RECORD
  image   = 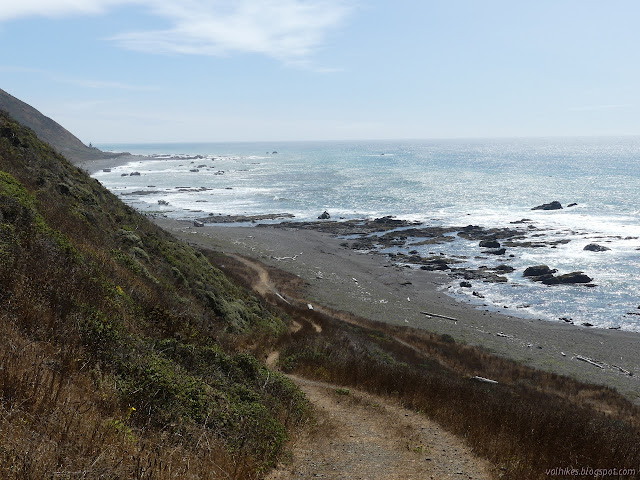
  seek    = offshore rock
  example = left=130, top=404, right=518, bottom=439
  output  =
left=554, top=272, right=593, bottom=284
left=523, top=265, right=556, bottom=277
left=583, top=243, right=611, bottom=252
left=531, top=200, right=562, bottom=210
left=531, top=271, right=593, bottom=285
left=318, top=211, right=330, bottom=219
left=479, top=239, right=501, bottom=248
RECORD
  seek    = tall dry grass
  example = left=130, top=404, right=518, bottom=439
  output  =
left=213, top=251, right=640, bottom=480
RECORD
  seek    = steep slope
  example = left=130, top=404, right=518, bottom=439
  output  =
left=0, top=110, right=307, bottom=479
left=0, top=88, right=120, bottom=163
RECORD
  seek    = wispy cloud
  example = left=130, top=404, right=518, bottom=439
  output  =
left=0, top=65, right=158, bottom=91
left=0, top=0, right=353, bottom=65
left=0, top=0, right=132, bottom=20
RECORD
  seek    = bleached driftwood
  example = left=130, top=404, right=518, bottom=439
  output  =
left=575, top=355, right=604, bottom=369
left=420, top=311, right=459, bottom=322
left=272, top=252, right=303, bottom=261
left=472, top=376, right=498, bottom=384
left=612, top=364, right=633, bottom=376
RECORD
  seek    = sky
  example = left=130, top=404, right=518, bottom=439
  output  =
left=1, top=0, right=639, bottom=143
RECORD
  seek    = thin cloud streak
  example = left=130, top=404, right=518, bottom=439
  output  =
left=0, top=0, right=134, bottom=20
left=0, top=0, right=352, bottom=64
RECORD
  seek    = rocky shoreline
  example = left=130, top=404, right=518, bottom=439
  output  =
left=255, top=214, right=602, bottom=291
left=153, top=216, right=640, bottom=403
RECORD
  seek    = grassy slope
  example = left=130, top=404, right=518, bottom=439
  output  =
left=0, top=111, right=307, bottom=479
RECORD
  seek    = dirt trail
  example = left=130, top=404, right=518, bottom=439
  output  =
left=267, top=375, right=493, bottom=480
left=226, top=252, right=494, bottom=478
left=227, top=253, right=274, bottom=297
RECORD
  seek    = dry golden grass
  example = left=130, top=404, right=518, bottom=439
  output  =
left=212, top=251, right=640, bottom=480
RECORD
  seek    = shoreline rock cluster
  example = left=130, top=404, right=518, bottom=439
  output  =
left=523, top=265, right=593, bottom=286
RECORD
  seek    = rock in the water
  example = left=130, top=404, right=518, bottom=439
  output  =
left=479, top=239, right=501, bottom=249
left=494, top=264, right=516, bottom=273
left=523, top=265, right=556, bottom=277
left=567, top=202, right=578, bottom=208
left=583, top=243, right=611, bottom=252
left=531, top=200, right=562, bottom=211
left=538, top=274, right=561, bottom=285
left=318, top=211, right=330, bottom=220
left=555, top=272, right=593, bottom=284
left=486, top=248, right=506, bottom=255
left=460, top=281, right=472, bottom=288
left=130, top=171, right=141, bottom=176
left=193, top=220, right=204, bottom=227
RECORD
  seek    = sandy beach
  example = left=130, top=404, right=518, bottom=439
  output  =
left=151, top=217, right=640, bottom=403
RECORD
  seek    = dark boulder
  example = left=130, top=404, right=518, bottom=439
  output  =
left=460, top=281, right=472, bottom=288
left=523, top=265, right=556, bottom=277
left=486, top=248, right=506, bottom=255
left=539, top=274, right=561, bottom=285
left=583, top=243, right=611, bottom=252
left=555, top=272, right=593, bottom=284
left=567, top=203, right=578, bottom=208
left=479, top=239, right=501, bottom=249
left=318, top=211, right=330, bottom=220
left=531, top=200, right=562, bottom=211
left=538, top=271, right=592, bottom=285
left=494, top=264, right=515, bottom=273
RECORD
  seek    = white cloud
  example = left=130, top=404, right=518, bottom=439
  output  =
left=0, top=0, right=352, bottom=64
left=0, top=0, right=132, bottom=20
left=113, top=0, right=352, bottom=63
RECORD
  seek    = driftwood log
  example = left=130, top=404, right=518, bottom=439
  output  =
left=420, top=311, right=458, bottom=322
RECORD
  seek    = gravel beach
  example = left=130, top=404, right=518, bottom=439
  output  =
left=154, top=217, right=640, bottom=403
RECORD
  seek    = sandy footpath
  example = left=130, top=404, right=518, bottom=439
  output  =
left=266, top=376, right=493, bottom=480
left=152, top=218, right=640, bottom=403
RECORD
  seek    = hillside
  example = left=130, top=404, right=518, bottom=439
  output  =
left=0, top=109, right=307, bottom=478
left=0, top=88, right=122, bottom=163
left=2, top=97, right=640, bottom=479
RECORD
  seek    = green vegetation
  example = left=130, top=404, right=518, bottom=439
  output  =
left=0, top=111, right=307, bottom=479
left=214, top=254, right=640, bottom=480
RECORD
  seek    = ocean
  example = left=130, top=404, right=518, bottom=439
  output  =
left=94, top=138, right=640, bottom=332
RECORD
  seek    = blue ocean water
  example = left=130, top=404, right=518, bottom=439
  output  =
left=95, top=138, right=640, bottom=332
